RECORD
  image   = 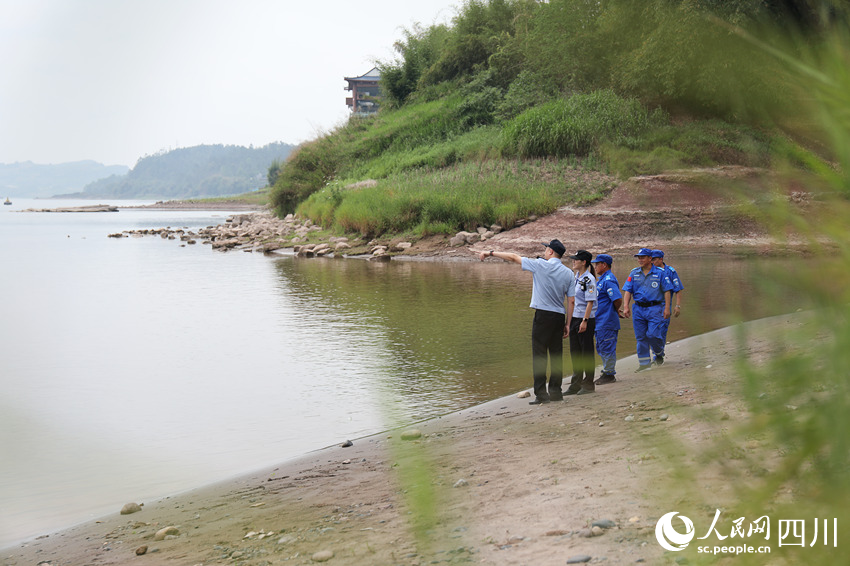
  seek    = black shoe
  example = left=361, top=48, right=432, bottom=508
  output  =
left=549, top=395, right=564, bottom=402
left=595, top=374, right=617, bottom=385
left=564, top=388, right=582, bottom=396
left=635, top=364, right=652, bottom=373
left=654, top=354, right=665, bottom=366
left=576, top=388, right=595, bottom=395
left=529, top=398, right=550, bottom=405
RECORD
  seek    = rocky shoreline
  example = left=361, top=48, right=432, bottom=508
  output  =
left=108, top=167, right=819, bottom=261
left=110, top=210, right=508, bottom=260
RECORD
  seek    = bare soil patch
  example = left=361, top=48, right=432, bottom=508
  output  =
left=395, top=166, right=814, bottom=261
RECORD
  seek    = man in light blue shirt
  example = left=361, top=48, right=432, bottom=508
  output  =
left=479, top=240, right=575, bottom=404
left=591, top=254, right=622, bottom=384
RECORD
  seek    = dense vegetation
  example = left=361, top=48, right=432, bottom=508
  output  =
left=82, top=142, right=294, bottom=199
left=269, top=0, right=844, bottom=238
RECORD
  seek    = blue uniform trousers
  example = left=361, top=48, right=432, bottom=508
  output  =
left=656, top=318, right=670, bottom=360
left=595, top=328, right=619, bottom=375
left=633, top=304, right=666, bottom=367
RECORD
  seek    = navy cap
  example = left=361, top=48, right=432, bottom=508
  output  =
left=634, top=247, right=653, bottom=257
left=651, top=249, right=664, bottom=258
left=542, top=239, right=566, bottom=257
left=591, top=253, right=613, bottom=265
left=569, top=249, right=593, bottom=262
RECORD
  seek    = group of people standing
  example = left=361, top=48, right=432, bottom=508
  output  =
left=479, top=241, right=683, bottom=405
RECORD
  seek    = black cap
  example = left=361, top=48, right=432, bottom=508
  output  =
left=569, top=249, right=592, bottom=262
left=541, top=239, right=566, bottom=257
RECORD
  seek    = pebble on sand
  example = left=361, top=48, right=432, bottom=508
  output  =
left=592, top=519, right=617, bottom=529
left=567, top=555, right=592, bottom=564
left=120, top=502, right=142, bottom=515
left=154, top=526, right=180, bottom=541
left=400, top=429, right=422, bottom=441
left=312, top=549, right=334, bottom=562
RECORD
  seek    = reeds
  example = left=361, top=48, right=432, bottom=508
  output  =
left=297, top=159, right=613, bottom=237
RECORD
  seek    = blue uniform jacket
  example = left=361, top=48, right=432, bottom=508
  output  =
left=664, top=265, right=684, bottom=293
left=595, top=271, right=621, bottom=331
left=622, top=265, right=673, bottom=304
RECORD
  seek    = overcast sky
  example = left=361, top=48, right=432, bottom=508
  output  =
left=0, top=0, right=457, bottom=167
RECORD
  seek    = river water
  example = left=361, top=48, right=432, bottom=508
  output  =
left=0, top=199, right=802, bottom=547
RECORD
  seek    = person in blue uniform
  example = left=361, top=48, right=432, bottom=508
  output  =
left=590, top=254, right=622, bottom=384
left=479, top=240, right=575, bottom=404
left=565, top=250, right=598, bottom=395
left=650, top=249, right=683, bottom=365
left=620, top=248, right=673, bottom=372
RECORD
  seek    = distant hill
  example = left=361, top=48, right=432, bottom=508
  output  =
left=0, top=161, right=129, bottom=198
left=78, top=143, right=295, bottom=199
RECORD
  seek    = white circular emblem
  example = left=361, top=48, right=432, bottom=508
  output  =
left=655, top=512, right=695, bottom=552
left=651, top=281, right=658, bottom=288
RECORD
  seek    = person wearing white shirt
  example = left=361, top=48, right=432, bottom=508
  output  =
left=565, top=250, right=598, bottom=395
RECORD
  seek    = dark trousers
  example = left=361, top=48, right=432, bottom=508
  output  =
left=568, top=317, right=596, bottom=391
left=531, top=309, right=566, bottom=400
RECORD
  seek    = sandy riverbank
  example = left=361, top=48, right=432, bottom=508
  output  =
left=1, top=313, right=808, bottom=566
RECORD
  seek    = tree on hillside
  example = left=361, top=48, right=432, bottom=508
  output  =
left=380, top=23, right=451, bottom=107
left=379, top=0, right=843, bottom=119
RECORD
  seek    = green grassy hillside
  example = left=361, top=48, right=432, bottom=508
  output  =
left=268, top=0, right=838, bottom=241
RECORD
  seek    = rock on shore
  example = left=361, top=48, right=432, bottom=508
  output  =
left=112, top=210, right=510, bottom=260
left=111, top=212, right=327, bottom=253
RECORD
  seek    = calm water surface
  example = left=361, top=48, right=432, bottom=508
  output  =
left=0, top=199, right=803, bottom=547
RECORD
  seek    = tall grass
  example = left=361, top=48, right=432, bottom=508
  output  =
left=298, top=160, right=614, bottom=237
left=501, top=90, right=668, bottom=158
left=600, top=118, right=775, bottom=177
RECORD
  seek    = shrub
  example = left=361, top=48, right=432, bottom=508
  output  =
left=495, top=70, right=560, bottom=121
left=269, top=138, right=342, bottom=215
left=501, top=90, right=667, bottom=158
left=297, top=160, right=612, bottom=237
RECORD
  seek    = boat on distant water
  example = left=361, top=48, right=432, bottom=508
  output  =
left=3, top=197, right=11, bottom=205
